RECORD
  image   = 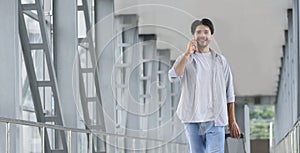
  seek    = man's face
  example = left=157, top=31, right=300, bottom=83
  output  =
left=193, top=25, right=213, bottom=48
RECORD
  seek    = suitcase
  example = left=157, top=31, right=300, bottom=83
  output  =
left=225, top=133, right=246, bottom=153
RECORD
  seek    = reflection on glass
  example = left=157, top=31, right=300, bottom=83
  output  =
left=21, top=125, right=41, bottom=152
left=24, top=14, right=43, bottom=44
left=38, top=87, right=54, bottom=116
left=31, top=50, right=50, bottom=81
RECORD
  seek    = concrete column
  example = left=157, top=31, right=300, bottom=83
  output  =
left=297, top=0, right=300, bottom=120
left=297, top=1, right=300, bottom=152
left=0, top=0, right=20, bottom=152
left=95, top=0, right=115, bottom=151
left=156, top=49, right=171, bottom=140
left=291, top=0, right=299, bottom=123
left=138, top=34, right=158, bottom=152
left=112, top=14, right=140, bottom=152
left=53, top=0, right=78, bottom=152
left=275, top=11, right=294, bottom=143
left=287, top=9, right=298, bottom=125
left=95, top=0, right=115, bottom=131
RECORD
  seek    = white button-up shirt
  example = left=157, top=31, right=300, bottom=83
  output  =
left=168, top=49, right=235, bottom=126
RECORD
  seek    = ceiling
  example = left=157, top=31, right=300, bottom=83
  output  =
left=113, top=0, right=292, bottom=96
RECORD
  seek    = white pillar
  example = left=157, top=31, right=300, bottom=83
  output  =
left=53, top=0, right=78, bottom=152
left=0, top=0, right=20, bottom=152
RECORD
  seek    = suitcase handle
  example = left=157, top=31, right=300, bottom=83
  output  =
left=225, top=132, right=244, bottom=139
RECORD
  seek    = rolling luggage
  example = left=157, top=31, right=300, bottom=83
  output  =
left=225, top=133, right=246, bottom=153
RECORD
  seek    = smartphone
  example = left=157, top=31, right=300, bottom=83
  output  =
left=192, top=45, right=196, bottom=53
left=192, top=41, right=201, bottom=53
left=196, top=40, right=201, bottom=50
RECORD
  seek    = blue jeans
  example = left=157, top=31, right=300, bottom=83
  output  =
left=184, top=121, right=225, bottom=153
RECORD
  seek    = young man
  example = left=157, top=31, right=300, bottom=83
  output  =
left=168, top=18, right=240, bottom=153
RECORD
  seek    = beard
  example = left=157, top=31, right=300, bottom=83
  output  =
left=197, top=40, right=209, bottom=49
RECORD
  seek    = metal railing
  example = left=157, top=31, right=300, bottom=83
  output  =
left=273, top=119, right=300, bottom=153
left=0, top=117, right=187, bottom=153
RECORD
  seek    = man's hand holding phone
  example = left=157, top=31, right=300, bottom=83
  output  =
left=185, top=39, right=198, bottom=57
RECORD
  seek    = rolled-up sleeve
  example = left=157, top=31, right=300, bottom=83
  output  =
left=168, top=68, right=182, bottom=83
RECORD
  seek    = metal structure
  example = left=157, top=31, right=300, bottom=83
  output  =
left=113, top=14, right=139, bottom=152
left=18, top=0, right=68, bottom=152
left=77, top=0, right=106, bottom=152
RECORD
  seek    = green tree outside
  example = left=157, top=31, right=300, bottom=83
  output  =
left=249, top=105, right=274, bottom=140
